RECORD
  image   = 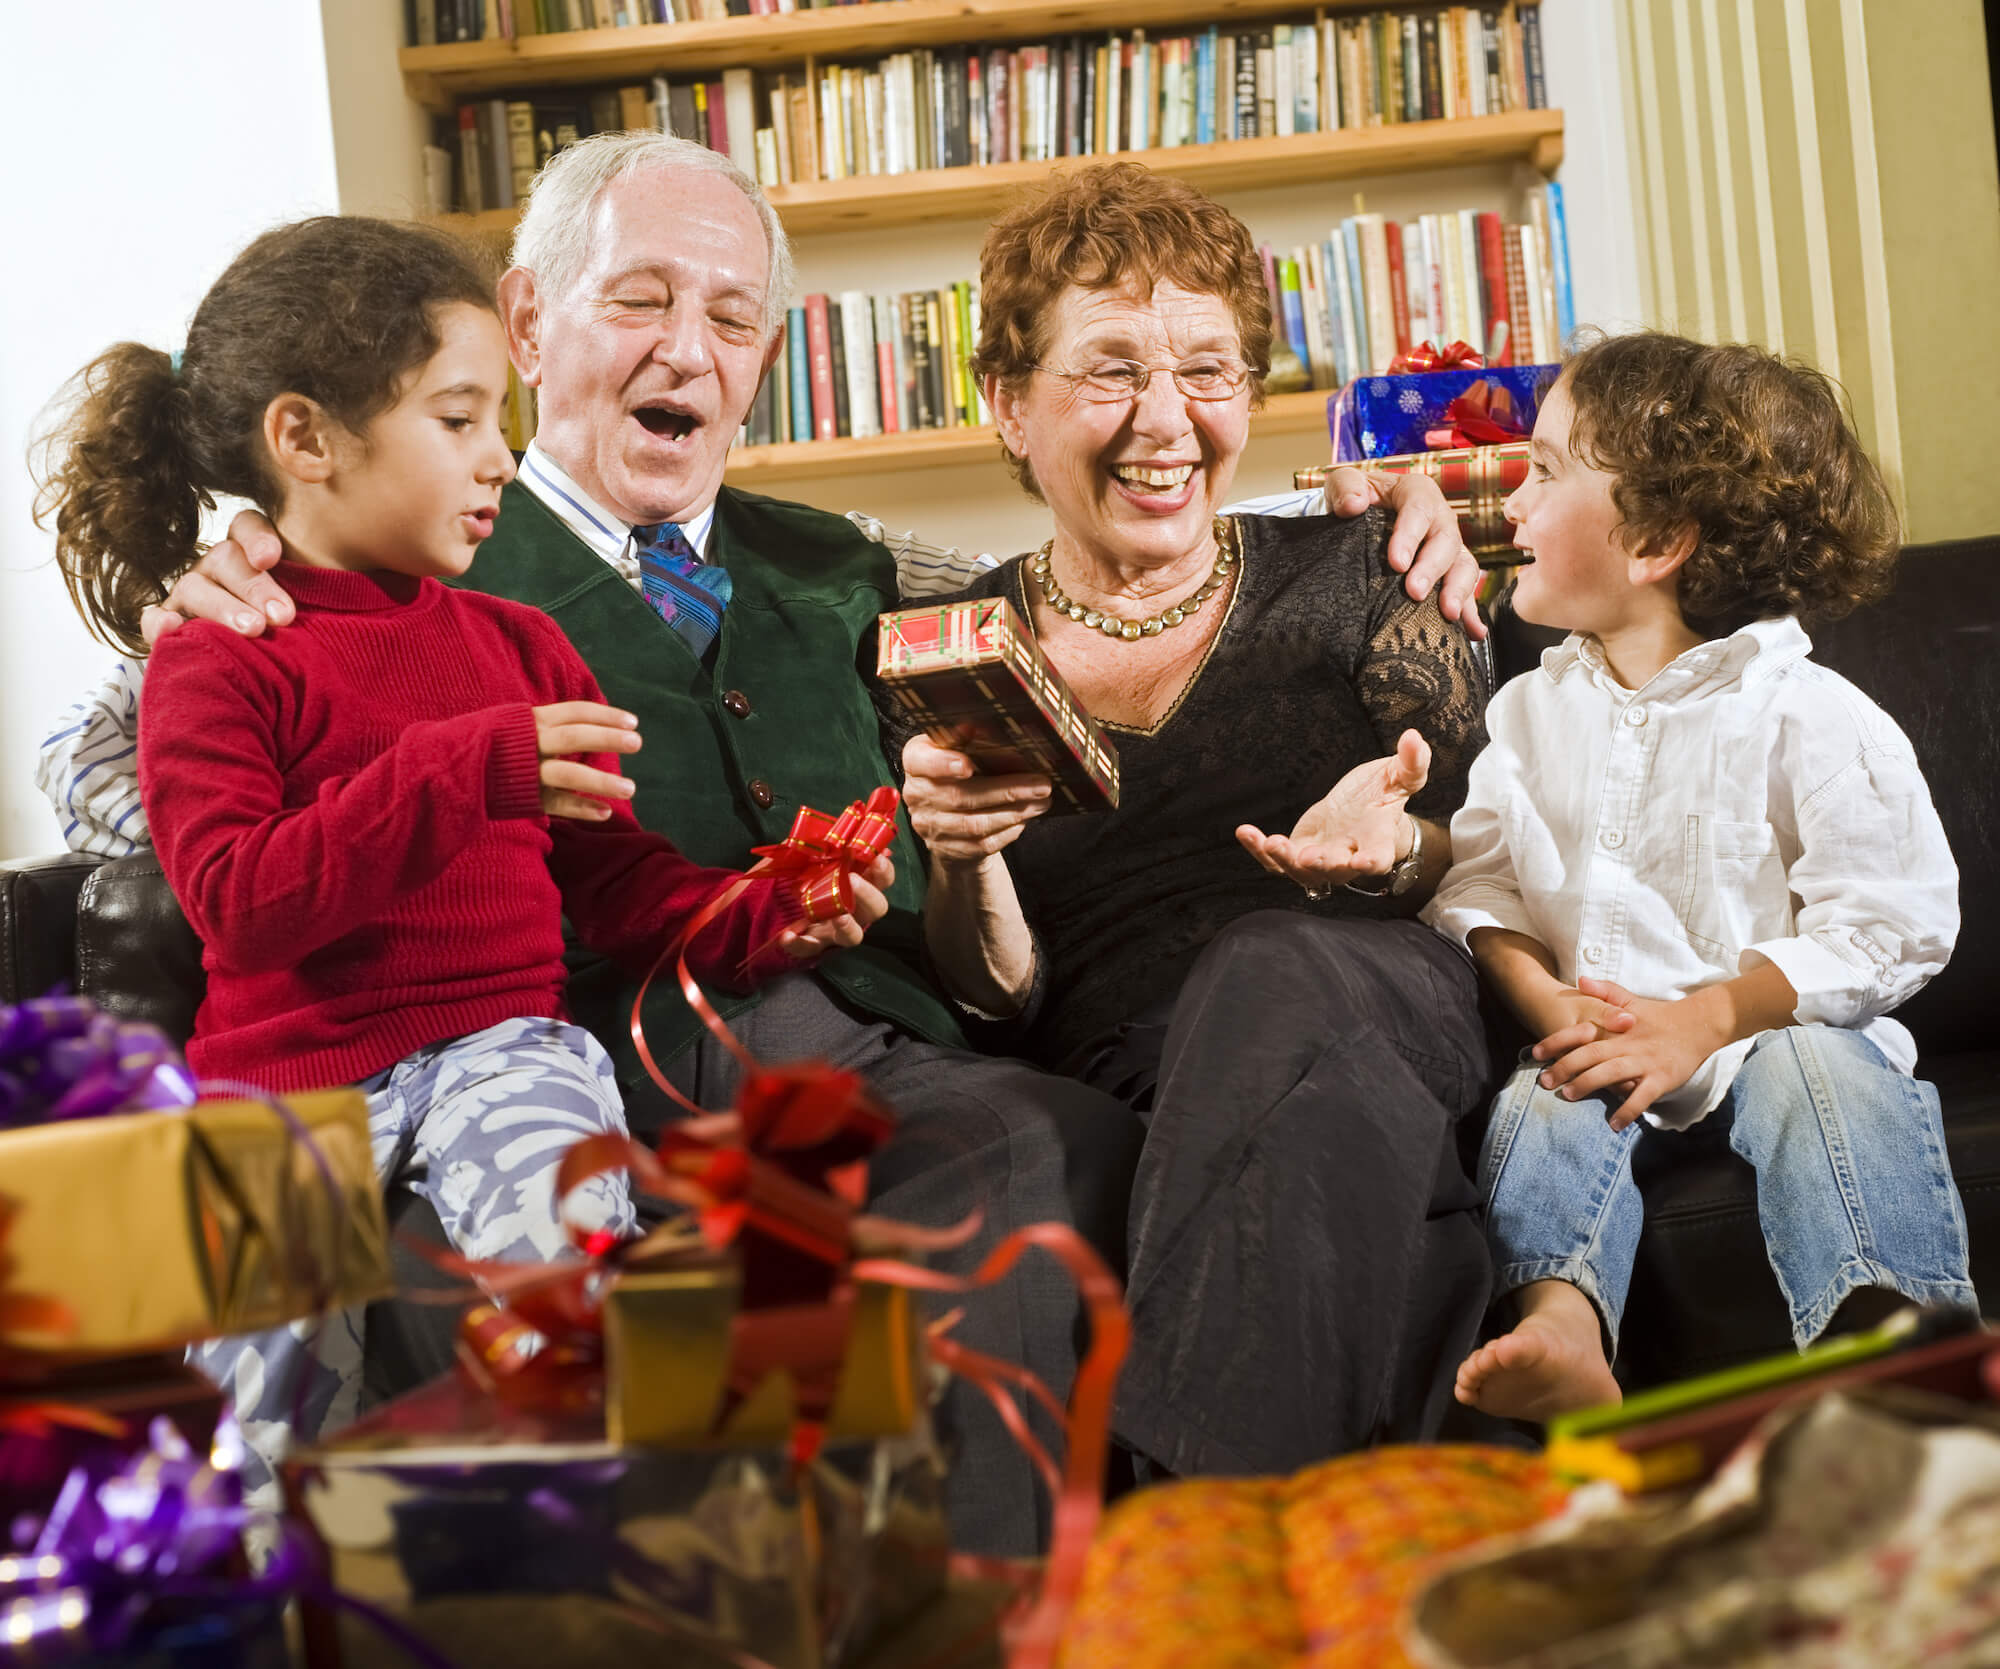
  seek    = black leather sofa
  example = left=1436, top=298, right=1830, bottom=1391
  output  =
left=4, top=534, right=1996, bottom=1402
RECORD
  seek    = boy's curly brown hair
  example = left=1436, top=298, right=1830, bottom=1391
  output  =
left=1558, top=331, right=1900, bottom=634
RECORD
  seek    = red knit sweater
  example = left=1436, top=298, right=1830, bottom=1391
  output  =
left=138, top=561, right=797, bottom=1092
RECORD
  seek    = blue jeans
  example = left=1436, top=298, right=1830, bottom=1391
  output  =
left=1479, top=1024, right=1976, bottom=1353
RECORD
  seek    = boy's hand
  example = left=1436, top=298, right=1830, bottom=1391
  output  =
left=1535, top=977, right=1728, bottom=1131
left=1527, top=987, right=1638, bottom=1060
left=778, top=853, right=895, bottom=960
left=531, top=701, right=640, bottom=820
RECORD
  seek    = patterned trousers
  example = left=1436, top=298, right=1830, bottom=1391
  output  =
left=192, top=1016, right=637, bottom=1496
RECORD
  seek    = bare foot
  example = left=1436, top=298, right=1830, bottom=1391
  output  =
left=1455, top=1293, right=1622, bottom=1422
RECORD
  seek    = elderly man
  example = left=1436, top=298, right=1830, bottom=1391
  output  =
left=38, top=134, right=1479, bottom=1552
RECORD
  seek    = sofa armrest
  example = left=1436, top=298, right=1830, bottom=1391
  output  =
left=1, top=852, right=103, bottom=1004
left=75, top=852, right=205, bottom=1045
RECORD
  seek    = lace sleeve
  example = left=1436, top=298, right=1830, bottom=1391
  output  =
left=1355, top=577, right=1489, bottom=821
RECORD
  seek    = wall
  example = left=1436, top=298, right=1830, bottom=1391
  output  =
left=0, top=4, right=343, bottom=861
left=1614, top=0, right=2000, bottom=542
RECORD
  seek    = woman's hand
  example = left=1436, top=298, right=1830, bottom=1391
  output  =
left=141, top=509, right=295, bottom=646
left=1322, top=465, right=1487, bottom=641
left=901, top=732, right=1053, bottom=864
left=531, top=700, right=640, bottom=820
left=777, top=853, right=894, bottom=960
left=1236, top=729, right=1430, bottom=893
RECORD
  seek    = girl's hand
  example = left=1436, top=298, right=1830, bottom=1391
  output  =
left=531, top=700, right=640, bottom=820
left=1536, top=977, right=1727, bottom=1132
left=777, top=853, right=895, bottom=960
left=901, top=732, right=1052, bottom=865
left=1236, top=729, right=1430, bottom=893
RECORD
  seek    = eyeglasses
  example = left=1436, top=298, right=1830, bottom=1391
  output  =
left=1033, top=357, right=1253, bottom=404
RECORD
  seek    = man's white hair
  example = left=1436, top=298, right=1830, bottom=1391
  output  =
left=510, top=132, right=795, bottom=341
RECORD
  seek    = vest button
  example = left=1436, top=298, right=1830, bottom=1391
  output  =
left=748, top=778, right=775, bottom=810
left=722, top=689, right=752, bottom=719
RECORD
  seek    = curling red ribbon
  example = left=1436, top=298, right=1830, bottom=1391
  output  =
left=1389, top=338, right=1484, bottom=373
left=750, top=783, right=902, bottom=926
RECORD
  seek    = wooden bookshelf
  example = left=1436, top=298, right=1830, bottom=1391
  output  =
left=721, top=385, right=1336, bottom=483
left=441, top=107, right=1562, bottom=240
left=402, top=0, right=1542, bottom=106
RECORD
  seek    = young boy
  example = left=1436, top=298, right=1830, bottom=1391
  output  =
left=1425, top=332, right=1975, bottom=1420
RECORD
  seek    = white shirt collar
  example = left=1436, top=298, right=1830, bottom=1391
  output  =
left=1540, top=615, right=1813, bottom=704
left=516, top=442, right=717, bottom=563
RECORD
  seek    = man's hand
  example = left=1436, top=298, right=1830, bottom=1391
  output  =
left=1535, top=977, right=1727, bottom=1132
left=141, top=509, right=294, bottom=647
left=1237, top=728, right=1428, bottom=892
left=531, top=701, right=640, bottom=820
left=778, top=853, right=894, bottom=960
left=1322, top=464, right=1487, bottom=640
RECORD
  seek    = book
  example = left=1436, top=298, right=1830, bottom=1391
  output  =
left=839, top=291, right=880, bottom=438
left=875, top=295, right=903, bottom=434
left=722, top=68, right=758, bottom=174
left=1544, top=181, right=1576, bottom=347
left=1385, top=218, right=1412, bottom=360
left=1278, top=257, right=1312, bottom=385
left=804, top=294, right=836, bottom=443
left=786, top=307, right=811, bottom=447
left=1476, top=210, right=1511, bottom=364
left=908, top=293, right=937, bottom=431
left=1521, top=3, right=1547, bottom=107
left=504, top=100, right=538, bottom=200
left=1503, top=226, right=1533, bottom=369
left=456, top=104, right=485, bottom=214
left=826, top=299, right=851, bottom=437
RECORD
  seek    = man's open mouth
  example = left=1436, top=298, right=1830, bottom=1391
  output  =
left=634, top=405, right=699, bottom=440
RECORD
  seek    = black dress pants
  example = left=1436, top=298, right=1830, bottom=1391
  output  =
left=1067, top=911, right=1494, bottom=1477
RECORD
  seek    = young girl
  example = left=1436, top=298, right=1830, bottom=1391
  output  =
left=1424, top=331, right=1975, bottom=1420
left=36, top=216, right=888, bottom=1475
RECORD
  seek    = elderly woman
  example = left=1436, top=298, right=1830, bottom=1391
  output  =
left=897, top=163, right=1494, bottom=1479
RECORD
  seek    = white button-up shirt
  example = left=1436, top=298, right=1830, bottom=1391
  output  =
left=1423, top=616, right=1958, bottom=1129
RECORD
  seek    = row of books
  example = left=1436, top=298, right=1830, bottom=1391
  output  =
left=407, top=0, right=835, bottom=42
left=430, top=5, right=1549, bottom=211
left=734, top=288, right=993, bottom=450
left=1265, top=185, right=1574, bottom=393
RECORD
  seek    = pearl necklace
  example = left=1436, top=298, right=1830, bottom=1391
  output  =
left=1029, top=518, right=1238, bottom=642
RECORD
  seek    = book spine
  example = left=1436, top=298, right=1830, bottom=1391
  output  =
left=925, top=292, right=953, bottom=426
left=1198, top=26, right=1218, bottom=144
left=1273, top=24, right=1294, bottom=138
left=786, top=307, right=811, bottom=445
left=1438, top=9, right=1460, bottom=117
left=875, top=295, right=903, bottom=433
left=953, top=282, right=977, bottom=423
left=1340, top=219, right=1368, bottom=370
left=1420, top=15, right=1442, bottom=119
left=1278, top=257, right=1312, bottom=384
left=505, top=100, right=538, bottom=199
left=457, top=104, right=485, bottom=214
left=1483, top=8, right=1505, bottom=112
left=1384, top=218, right=1412, bottom=359
left=1298, top=245, right=1329, bottom=387
left=1545, top=181, right=1576, bottom=347
left=1521, top=3, right=1547, bottom=108
left=1455, top=210, right=1486, bottom=358
left=804, top=294, right=837, bottom=442
left=1422, top=215, right=1447, bottom=349
left=484, top=100, right=513, bottom=210
left=1296, top=23, right=1318, bottom=132
left=1476, top=210, right=1511, bottom=364
left=1327, top=233, right=1360, bottom=386
left=1519, top=224, right=1548, bottom=364
left=1253, top=34, right=1274, bottom=138
left=839, top=291, right=880, bottom=437
left=1503, top=226, right=1533, bottom=366
left=1358, top=216, right=1397, bottom=375
left=1402, top=220, right=1430, bottom=349
left=908, top=293, right=936, bottom=430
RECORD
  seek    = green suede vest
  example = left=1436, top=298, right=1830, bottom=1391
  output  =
left=453, top=479, right=964, bottom=1084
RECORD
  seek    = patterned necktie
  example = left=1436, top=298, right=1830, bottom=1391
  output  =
left=633, top=521, right=732, bottom=658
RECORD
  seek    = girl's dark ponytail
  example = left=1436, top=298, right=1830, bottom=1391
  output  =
left=33, top=216, right=498, bottom=658
left=37, top=343, right=206, bottom=656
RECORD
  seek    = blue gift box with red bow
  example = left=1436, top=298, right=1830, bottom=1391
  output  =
left=1331, top=350, right=1559, bottom=462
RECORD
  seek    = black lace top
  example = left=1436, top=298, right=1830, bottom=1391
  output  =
left=878, top=509, right=1489, bottom=1067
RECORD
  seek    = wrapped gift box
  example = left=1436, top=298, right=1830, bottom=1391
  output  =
left=1294, top=442, right=1532, bottom=566
left=877, top=597, right=1119, bottom=814
left=0, top=1088, right=393, bottom=1361
left=1331, top=363, right=1556, bottom=461
left=288, top=1369, right=949, bottom=1669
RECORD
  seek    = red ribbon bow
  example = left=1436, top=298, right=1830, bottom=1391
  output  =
left=1389, top=338, right=1485, bottom=373
left=1428, top=376, right=1530, bottom=450
left=750, top=784, right=901, bottom=925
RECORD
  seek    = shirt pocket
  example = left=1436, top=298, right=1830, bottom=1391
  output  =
left=1675, top=815, right=1786, bottom=962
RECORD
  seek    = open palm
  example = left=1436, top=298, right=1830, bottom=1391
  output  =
left=1236, top=729, right=1431, bottom=892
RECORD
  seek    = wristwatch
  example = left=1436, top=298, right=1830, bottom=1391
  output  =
left=1345, top=815, right=1425, bottom=898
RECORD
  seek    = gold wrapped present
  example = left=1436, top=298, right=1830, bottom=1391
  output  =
left=1295, top=441, right=1532, bottom=565
left=0, top=1089, right=392, bottom=1359
left=605, top=1263, right=926, bottom=1448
